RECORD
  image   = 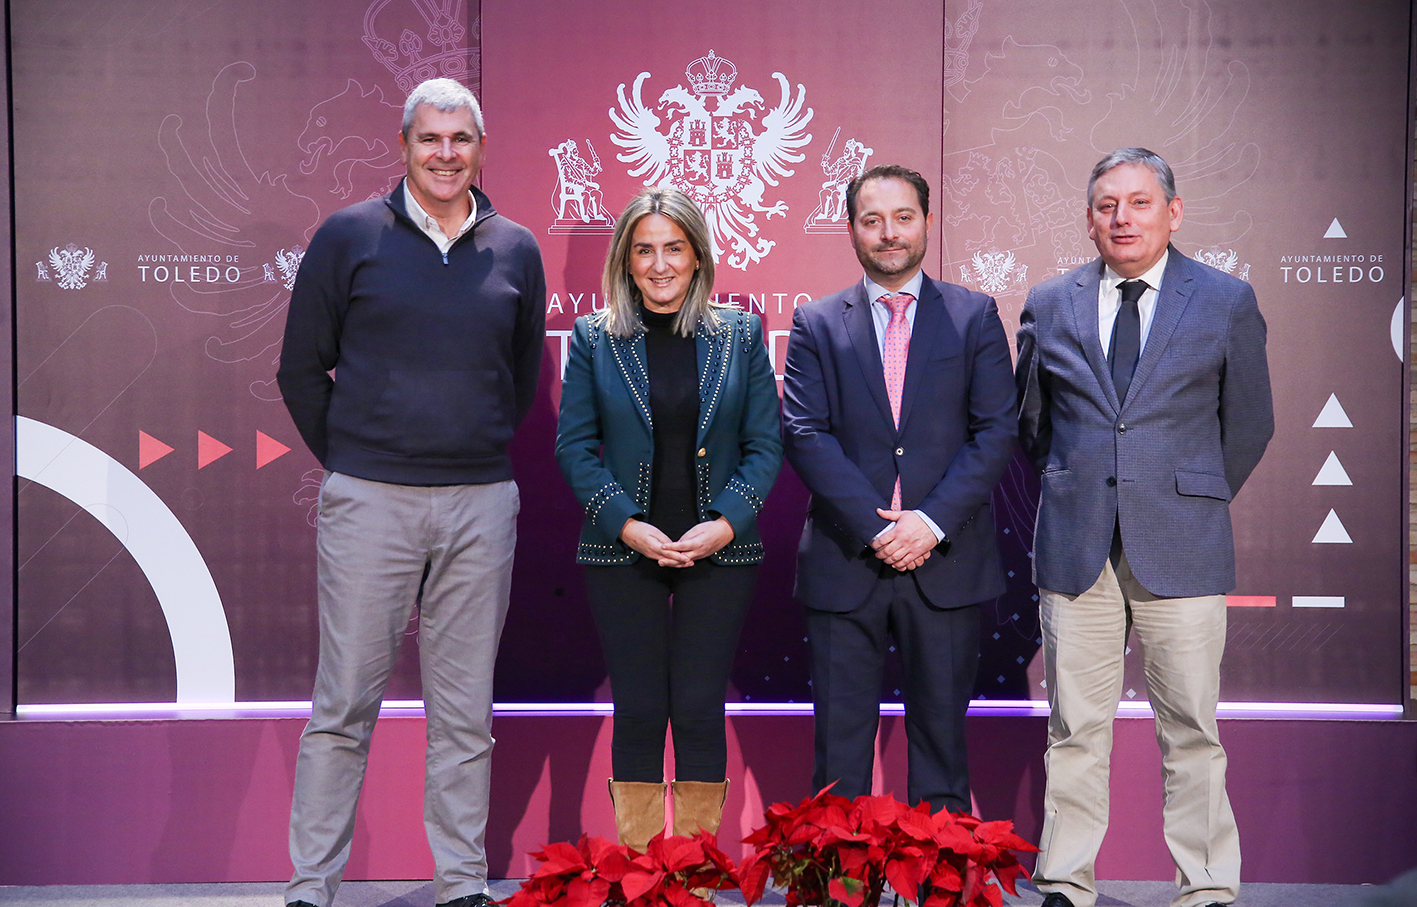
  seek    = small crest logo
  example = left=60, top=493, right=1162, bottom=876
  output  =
left=804, top=129, right=873, bottom=233
left=1196, top=248, right=1251, bottom=281
left=548, top=138, right=613, bottom=234
left=39, top=243, right=108, bottom=290
left=961, top=249, right=1028, bottom=295
left=265, top=246, right=306, bottom=291
left=609, top=49, right=814, bottom=269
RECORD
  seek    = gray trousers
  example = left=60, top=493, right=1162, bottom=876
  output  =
left=287, top=472, right=519, bottom=907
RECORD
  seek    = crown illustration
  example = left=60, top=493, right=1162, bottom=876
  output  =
left=362, top=0, right=478, bottom=94
left=685, top=50, right=737, bottom=95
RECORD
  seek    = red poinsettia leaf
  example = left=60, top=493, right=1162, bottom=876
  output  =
left=884, top=854, right=924, bottom=903
left=594, top=847, right=633, bottom=882
left=950, top=810, right=982, bottom=830
left=566, top=876, right=610, bottom=907
left=584, top=835, right=627, bottom=863
left=987, top=857, right=1027, bottom=895
left=922, top=888, right=960, bottom=907
left=818, top=801, right=853, bottom=827
left=936, top=821, right=984, bottom=858
left=836, top=843, right=871, bottom=875
left=957, top=861, right=991, bottom=901
left=736, top=853, right=771, bottom=905
left=694, top=831, right=736, bottom=871
left=532, top=841, right=588, bottom=877
left=850, top=794, right=896, bottom=826
left=829, top=876, right=866, bottom=907
left=929, top=856, right=965, bottom=892
left=662, top=884, right=708, bottom=907
left=620, top=868, right=665, bottom=902
left=972, top=820, right=1038, bottom=854
left=666, top=834, right=710, bottom=871
left=896, top=808, right=940, bottom=841
left=500, top=889, right=541, bottom=907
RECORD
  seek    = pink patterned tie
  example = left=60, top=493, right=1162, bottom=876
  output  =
left=881, top=293, right=913, bottom=511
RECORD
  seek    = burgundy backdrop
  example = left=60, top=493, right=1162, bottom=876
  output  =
left=1, top=0, right=1415, bottom=891
left=8, top=0, right=1411, bottom=710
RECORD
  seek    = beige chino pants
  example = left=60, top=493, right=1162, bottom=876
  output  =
left=1033, top=547, right=1240, bottom=907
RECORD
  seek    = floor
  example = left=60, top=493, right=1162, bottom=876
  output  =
left=0, top=877, right=1404, bottom=907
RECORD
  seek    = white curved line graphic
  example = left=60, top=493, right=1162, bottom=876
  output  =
left=16, top=416, right=235, bottom=702
left=1392, top=297, right=1405, bottom=362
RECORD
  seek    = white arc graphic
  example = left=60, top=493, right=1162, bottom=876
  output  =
left=16, top=416, right=235, bottom=702
left=1312, top=394, right=1352, bottom=428
left=1311, top=509, right=1352, bottom=544
left=1392, top=297, right=1405, bottom=361
left=1312, top=452, right=1352, bottom=486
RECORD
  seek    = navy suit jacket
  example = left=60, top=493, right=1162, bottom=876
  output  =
left=782, top=275, right=1018, bottom=612
left=1015, top=248, right=1274, bottom=597
left=555, top=308, right=782, bottom=566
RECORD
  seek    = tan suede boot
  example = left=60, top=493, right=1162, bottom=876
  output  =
left=670, top=779, right=729, bottom=838
left=608, top=779, right=667, bottom=852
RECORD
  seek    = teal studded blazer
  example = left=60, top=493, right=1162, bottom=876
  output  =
left=555, top=307, right=783, bottom=566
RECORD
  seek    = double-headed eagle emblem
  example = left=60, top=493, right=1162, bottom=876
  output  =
left=610, top=50, right=813, bottom=270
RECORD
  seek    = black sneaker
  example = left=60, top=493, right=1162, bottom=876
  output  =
left=438, top=894, right=495, bottom=907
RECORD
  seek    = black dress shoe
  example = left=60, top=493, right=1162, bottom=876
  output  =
left=287, top=902, right=319, bottom=907
left=1041, top=894, right=1075, bottom=907
left=438, top=894, right=495, bottom=907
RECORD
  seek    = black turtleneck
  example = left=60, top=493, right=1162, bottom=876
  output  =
left=640, top=305, right=700, bottom=540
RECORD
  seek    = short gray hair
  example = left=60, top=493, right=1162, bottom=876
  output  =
left=1087, top=147, right=1176, bottom=205
left=402, top=78, right=483, bottom=138
left=597, top=186, right=721, bottom=339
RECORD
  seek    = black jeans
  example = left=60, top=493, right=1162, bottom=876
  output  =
left=584, top=558, right=758, bottom=782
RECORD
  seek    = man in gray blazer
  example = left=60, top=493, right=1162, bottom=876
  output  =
left=1015, top=148, right=1273, bottom=907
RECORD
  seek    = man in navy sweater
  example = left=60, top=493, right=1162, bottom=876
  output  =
left=277, top=78, right=545, bottom=907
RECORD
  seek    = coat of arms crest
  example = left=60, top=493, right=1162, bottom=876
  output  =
left=610, top=50, right=813, bottom=270
left=961, top=249, right=1028, bottom=295
left=41, top=243, right=105, bottom=290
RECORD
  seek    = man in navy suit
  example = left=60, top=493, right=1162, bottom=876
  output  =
left=1016, top=148, right=1273, bottom=907
left=782, top=164, right=1017, bottom=814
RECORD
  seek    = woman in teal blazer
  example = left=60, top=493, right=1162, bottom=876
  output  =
left=555, top=186, right=782, bottom=851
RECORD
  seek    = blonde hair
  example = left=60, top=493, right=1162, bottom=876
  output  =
left=596, top=186, right=721, bottom=338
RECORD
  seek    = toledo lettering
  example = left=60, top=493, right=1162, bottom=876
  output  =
left=1279, top=254, right=1384, bottom=284
left=137, top=254, right=242, bottom=284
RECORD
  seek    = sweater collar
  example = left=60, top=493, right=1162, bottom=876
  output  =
left=385, top=179, right=497, bottom=230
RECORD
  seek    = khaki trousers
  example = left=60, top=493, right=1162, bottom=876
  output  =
left=1033, top=548, right=1239, bottom=907
left=287, top=472, right=518, bottom=907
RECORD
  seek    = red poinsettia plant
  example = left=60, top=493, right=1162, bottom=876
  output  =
left=504, top=830, right=738, bottom=907
left=505, top=787, right=1036, bottom=907
left=736, top=786, right=1038, bottom=907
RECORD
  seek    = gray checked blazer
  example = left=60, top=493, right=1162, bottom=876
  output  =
left=1016, top=247, right=1274, bottom=598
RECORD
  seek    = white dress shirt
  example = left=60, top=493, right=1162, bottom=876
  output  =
left=1098, top=251, right=1168, bottom=360
left=864, top=269, right=926, bottom=358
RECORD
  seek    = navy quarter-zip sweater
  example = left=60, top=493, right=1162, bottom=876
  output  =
left=277, top=182, right=547, bottom=486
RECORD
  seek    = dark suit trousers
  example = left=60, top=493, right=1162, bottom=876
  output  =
left=806, top=570, right=980, bottom=814
left=585, top=559, right=758, bottom=783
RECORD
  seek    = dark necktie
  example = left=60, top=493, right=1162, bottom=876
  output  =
left=1109, top=279, right=1146, bottom=404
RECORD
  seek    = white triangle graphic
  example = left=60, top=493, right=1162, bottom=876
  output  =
left=1312, top=394, right=1352, bottom=428
left=1323, top=218, right=1347, bottom=239
left=1312, top=451, right=1352, bottom=486
left=1311, top=509, right=1352, bottom=544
